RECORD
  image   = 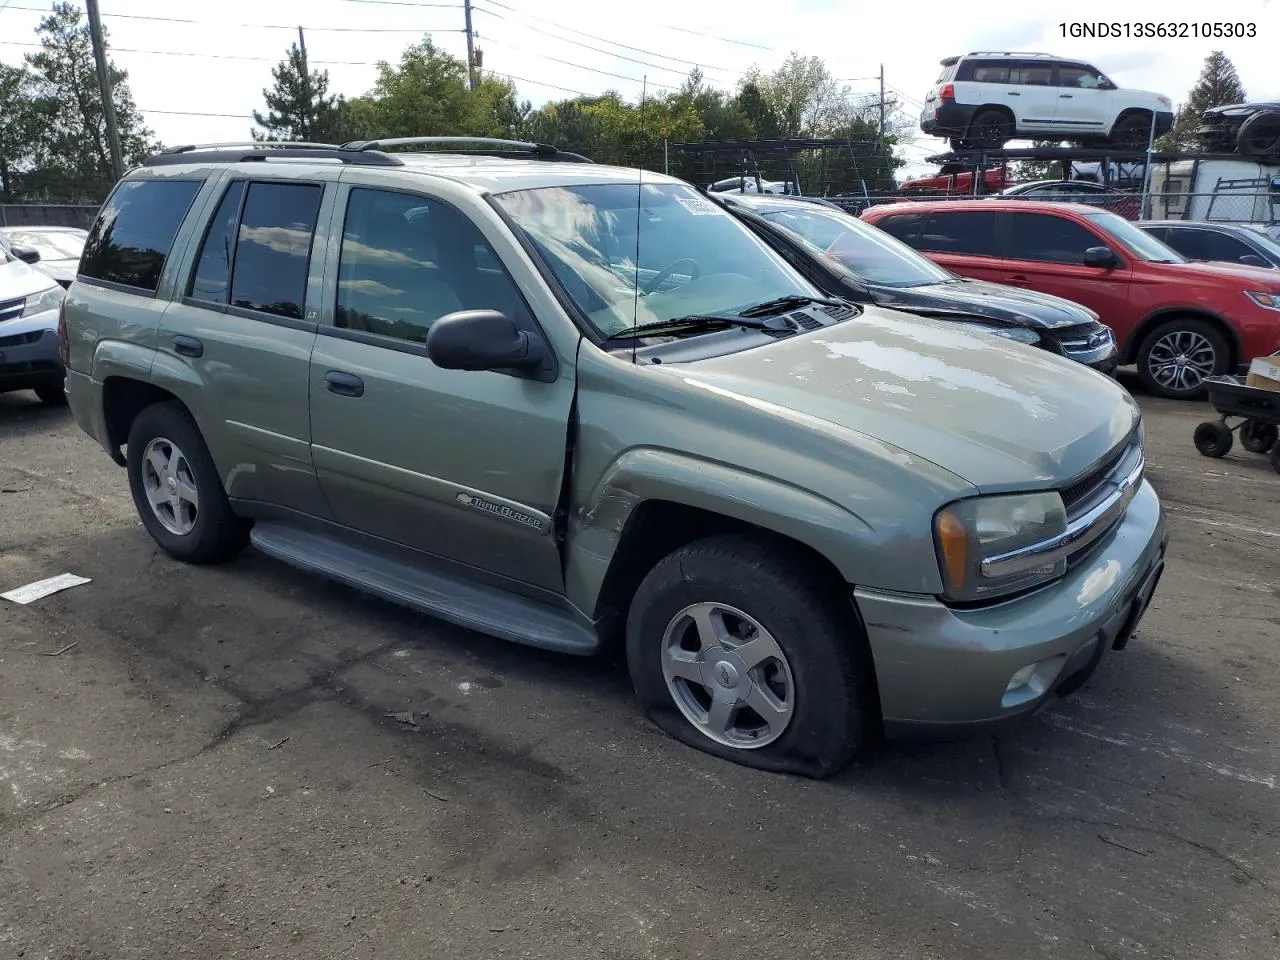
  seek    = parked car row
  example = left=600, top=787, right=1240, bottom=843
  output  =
left=53, top=138, right=1169, bottom=778
left=0, top=233, right=70, bottom=406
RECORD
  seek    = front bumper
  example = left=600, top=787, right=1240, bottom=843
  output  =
left=0, top=318, right=63, bottom=390
left=856, top=478, right=1167, bottom=738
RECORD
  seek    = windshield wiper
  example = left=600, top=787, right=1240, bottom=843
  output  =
left=737, top=294, right=848, bottom=317
left=605, top=314, right=787, bottom=342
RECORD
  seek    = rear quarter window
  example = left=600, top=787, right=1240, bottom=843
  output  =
left=914, top=210, right=999, bottom=257
left=80, top=178, right=203, bottom=293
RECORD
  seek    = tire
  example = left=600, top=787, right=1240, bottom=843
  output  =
left=964, top=110, right=1013, bottom=150
left=126, top=400, right=249, bottom=564
left=1236, top=110, right=1280, bottom=159
left=1135, top=318, right=1230, bottom=400
left=33, top=377, right=67, bottom=406
left=1271, top=442, right=1280, bottom=474
left=1193, top=421, right=1233, bottom=458
left=625, top=534, right=875, bottom=779
left=1240, top=419, right=1278, bottom=454
left=1109, top=113, right=1152, bottom=149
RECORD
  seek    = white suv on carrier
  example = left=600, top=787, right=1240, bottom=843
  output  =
left=920, top=52, right=1173, bottom=151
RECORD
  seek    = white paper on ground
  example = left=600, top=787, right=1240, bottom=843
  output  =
left=1, top=573, right=92, bottom=605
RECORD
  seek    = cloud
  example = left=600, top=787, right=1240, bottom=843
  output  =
left=338, top=278, right=404, bottom=297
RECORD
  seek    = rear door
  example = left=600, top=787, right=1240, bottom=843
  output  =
left=1008, top=60, right=1060, bottom=134
left=153, top=172, right=337, bottom=517
left=908, top=209, right=1005, bottom=282
left=307, top=180, right=575, bottom=593
left=998, top=211, right=1132, bottom=337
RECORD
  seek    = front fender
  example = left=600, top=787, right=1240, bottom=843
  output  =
left=565, top=446, right=915, bottom=617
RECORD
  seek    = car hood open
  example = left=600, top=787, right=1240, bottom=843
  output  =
left=870, top=278, right=1096, bottom=330
left=679, top=309, right=1139, bottom=492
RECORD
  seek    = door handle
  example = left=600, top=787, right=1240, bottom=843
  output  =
left=1007, top=275, right=1032, bottom=287
left=1006, top=91, right=1021, bottom=96
left=172, top=335, right=203, bottom=358
left=1059, top=94, right=1073, bottom=98
left=325, top=370, right=364, bottom=397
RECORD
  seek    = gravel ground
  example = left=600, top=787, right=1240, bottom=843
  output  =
left=1, top=377, right=1277, bottom=960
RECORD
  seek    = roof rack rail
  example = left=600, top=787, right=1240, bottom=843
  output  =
left=964, top=51, right=1057, bottom=58
left=141, top=141, right=404, bottom=167
left=342, top=136, right=593, bottom=163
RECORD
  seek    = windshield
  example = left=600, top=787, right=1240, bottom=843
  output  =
left=757, top=206, right=954, bottom=287
left=1242, top=227, right=1280, bottom=261
left=493, top=182, right=821, bottom=339
left=1, top=230, right=86, bottom=260
left=1086, top=212, right=1187, bottom=263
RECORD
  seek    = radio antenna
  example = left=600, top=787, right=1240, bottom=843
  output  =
left=631, top=75, right=646, bottom=366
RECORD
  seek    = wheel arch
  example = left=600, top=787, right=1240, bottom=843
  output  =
left=1111, top=106, right=1154, bottom=135
left=966, top=104, right=1016, bottom=137
left=1121, top=308, right=1241, bottom=368
left=101, top=377, right=188, bottom=466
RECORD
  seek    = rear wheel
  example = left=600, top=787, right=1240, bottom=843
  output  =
left=625, top=534, right=875, bottom=779
left=964, top=110, right=1014, bottom=150
left=1193, top=422, right=1233, bottom=458
left=126, top=401, right=249, bottom=564
left=1136, top=318, right=1230, bottom=400
left=1240, top=419, right=1278, bottom=454
left=1237, top=110, right=1280, bottom=159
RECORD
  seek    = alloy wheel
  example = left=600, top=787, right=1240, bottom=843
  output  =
left=140, top=437, right=200, bottom=536
left=1147, top=329, right=1217, bottom=393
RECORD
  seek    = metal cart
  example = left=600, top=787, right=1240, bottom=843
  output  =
left=1193, top=375, right=1280, bottom=473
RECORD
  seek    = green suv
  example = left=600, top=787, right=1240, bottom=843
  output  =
left=62, top=138, right=1167, bottom=777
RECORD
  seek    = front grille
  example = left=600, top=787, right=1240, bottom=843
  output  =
left=0, top=297, right=23, bottom=324
left=1046, top=322, right=1113, bottom=357
left=1060, top=443, right=1128, bottom=514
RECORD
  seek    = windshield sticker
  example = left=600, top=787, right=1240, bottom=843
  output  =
left=675, top=197, right=719, bottom=216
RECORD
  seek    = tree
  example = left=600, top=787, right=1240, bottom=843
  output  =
left=20, top=2, right=157, bottom=201
left=1157, top=51, right=1247, bottom=151
left=0, top=63, right=35, bottom=200
left=252, top=42, right=347, bottom=143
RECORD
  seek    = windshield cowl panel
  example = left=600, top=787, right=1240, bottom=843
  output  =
left=493, top=182, right=822, bottom=341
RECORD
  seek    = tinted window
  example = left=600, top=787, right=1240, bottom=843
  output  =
left=336, top=188, right=530, bottom=344
left=1007, top=213, right=1102, bottom=264
left=1058, top=64, right=1104, bottom=88
left=229, top=182, right=322, bottom=319
left=970, top=63, right=1009, bottom=83
left=1012, top=63, right=1053, bottom=86
left=80, top=179, right=201, bottom=292
left=1164, top=228, right=1255, bottom=264
left=188, top=181, right=246, bottom=302
left=876, top=213, right=926, bottom=244
left=915, top=211, right=998, bottom=256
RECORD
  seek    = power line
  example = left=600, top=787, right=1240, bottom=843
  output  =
left=471, top=0, right=737, bottom=76
left=0, top=39, right=382, bottom=66
left=483, top=36, right=674, bottom=89
left=4, top=4, right=465, bottom=32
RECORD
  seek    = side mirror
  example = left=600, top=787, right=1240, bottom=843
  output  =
left=425, top=309, right=547, bottom=374
left=1082, top=246, right=1118, bottom=269
left=1239, top=254, right=1268, bottom=268
left=11, top=244, right=40, bottom=264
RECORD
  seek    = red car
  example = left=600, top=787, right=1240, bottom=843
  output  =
left=899, top=166, right=1011, bottom=196
left=861, top=199, right=1280, bottom=399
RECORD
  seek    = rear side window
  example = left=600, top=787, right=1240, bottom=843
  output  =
left=1011, top=62, right=1053, bottom=86
left=969, top=62, right=1009, bottom=83
left=915, top=211, right=999, bottom=256
left=1006, top=213, right=1102, bottom=264
left=189, top=180, right=246, bottom=303
left=80, top=179, right=202, bottom=292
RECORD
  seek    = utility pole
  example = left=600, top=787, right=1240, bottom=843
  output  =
left=297, top=26, right=310, bottom=140
left=85, top=0, right=123, bottom=182
left=878, top=63, right=886, bottom=139
left=463, top=0, right=477, bottom=90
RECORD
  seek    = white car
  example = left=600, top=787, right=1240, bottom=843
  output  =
left=920, top=52, right=1173, bottom=151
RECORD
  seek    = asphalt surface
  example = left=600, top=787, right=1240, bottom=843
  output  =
left=1, top=377, right=1277, bottom=960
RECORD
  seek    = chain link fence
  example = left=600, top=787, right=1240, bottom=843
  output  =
left=0, top=204, right=100, bottom=229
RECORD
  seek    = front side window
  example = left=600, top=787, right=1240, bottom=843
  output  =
left=1058, top=64, right=1104, bottom=88
left=1086, top=212, right=1186, bottom=263
left=1165, top=229, right=1254, bottom=264
left=80, top=179, right=202, bottom=292
left=915, top=211, right=999, bottom=257
left=334, top=188, right=529, bottom=344
left=1007, top=213, right=1105, bottom=265
left=492, top=182, right=820, bottom=340
left=759, top=207, right=953, bottom=287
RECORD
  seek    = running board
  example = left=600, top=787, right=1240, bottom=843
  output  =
left=249, top=521, right=600, bottom=656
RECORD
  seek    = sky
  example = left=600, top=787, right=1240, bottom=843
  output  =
left=1, top=0, right=1277, bottom=179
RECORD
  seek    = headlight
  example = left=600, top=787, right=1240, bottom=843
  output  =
left=1244, top=291, right=1280, bottom=311
left=952, top=320, right=1041, bottom=345
left=934, top=492, right=1068, bottom=602
left=23, top=283, right=65, bottom=318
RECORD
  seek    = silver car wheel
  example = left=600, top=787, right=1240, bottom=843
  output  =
left=1147, top=330, right=1216, bottom=392
left=141, top=437, right=200, bottom=536
left=660, top=601, right=795, bottom=749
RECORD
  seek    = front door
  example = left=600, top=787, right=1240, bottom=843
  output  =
left=154, top=174, right=336, bottom=517
left=308, top=183, right=575, bottom=593
left=1051, top=63, right=1113, bottom=140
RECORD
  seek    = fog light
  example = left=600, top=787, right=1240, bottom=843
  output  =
left=1006, top=663, right=1037, bottom=692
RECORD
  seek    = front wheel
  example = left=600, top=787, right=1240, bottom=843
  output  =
left=1237, top=110, right=1280, bottom=159
left=1135, top=318, right=1230, bottom=400
left=126, top=400, right=249, bottom=564
left=1110, top=114, right=1152, bottom=148
left=625, top=534, right=876, bottom=778
left=34, top=378, right=67, bottom=407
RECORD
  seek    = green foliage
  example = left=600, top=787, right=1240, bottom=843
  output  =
left=1156, top=51, right=1247, bottom=151
left=3, top=2, right=157, bottom=202
left=251, top=43, right=347, bottom=143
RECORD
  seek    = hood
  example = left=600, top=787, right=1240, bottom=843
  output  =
left=679, top=310, right=1139, bottom=492
left=870, top=277, right=1095, bottom=329
left=1156, top=258, right=1280, bottom=287
left=0, top=257, right=62, bottom=301
left=34, top=258, right=78, bottom=286
left=1203, top=101, right=1280, bottom=118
